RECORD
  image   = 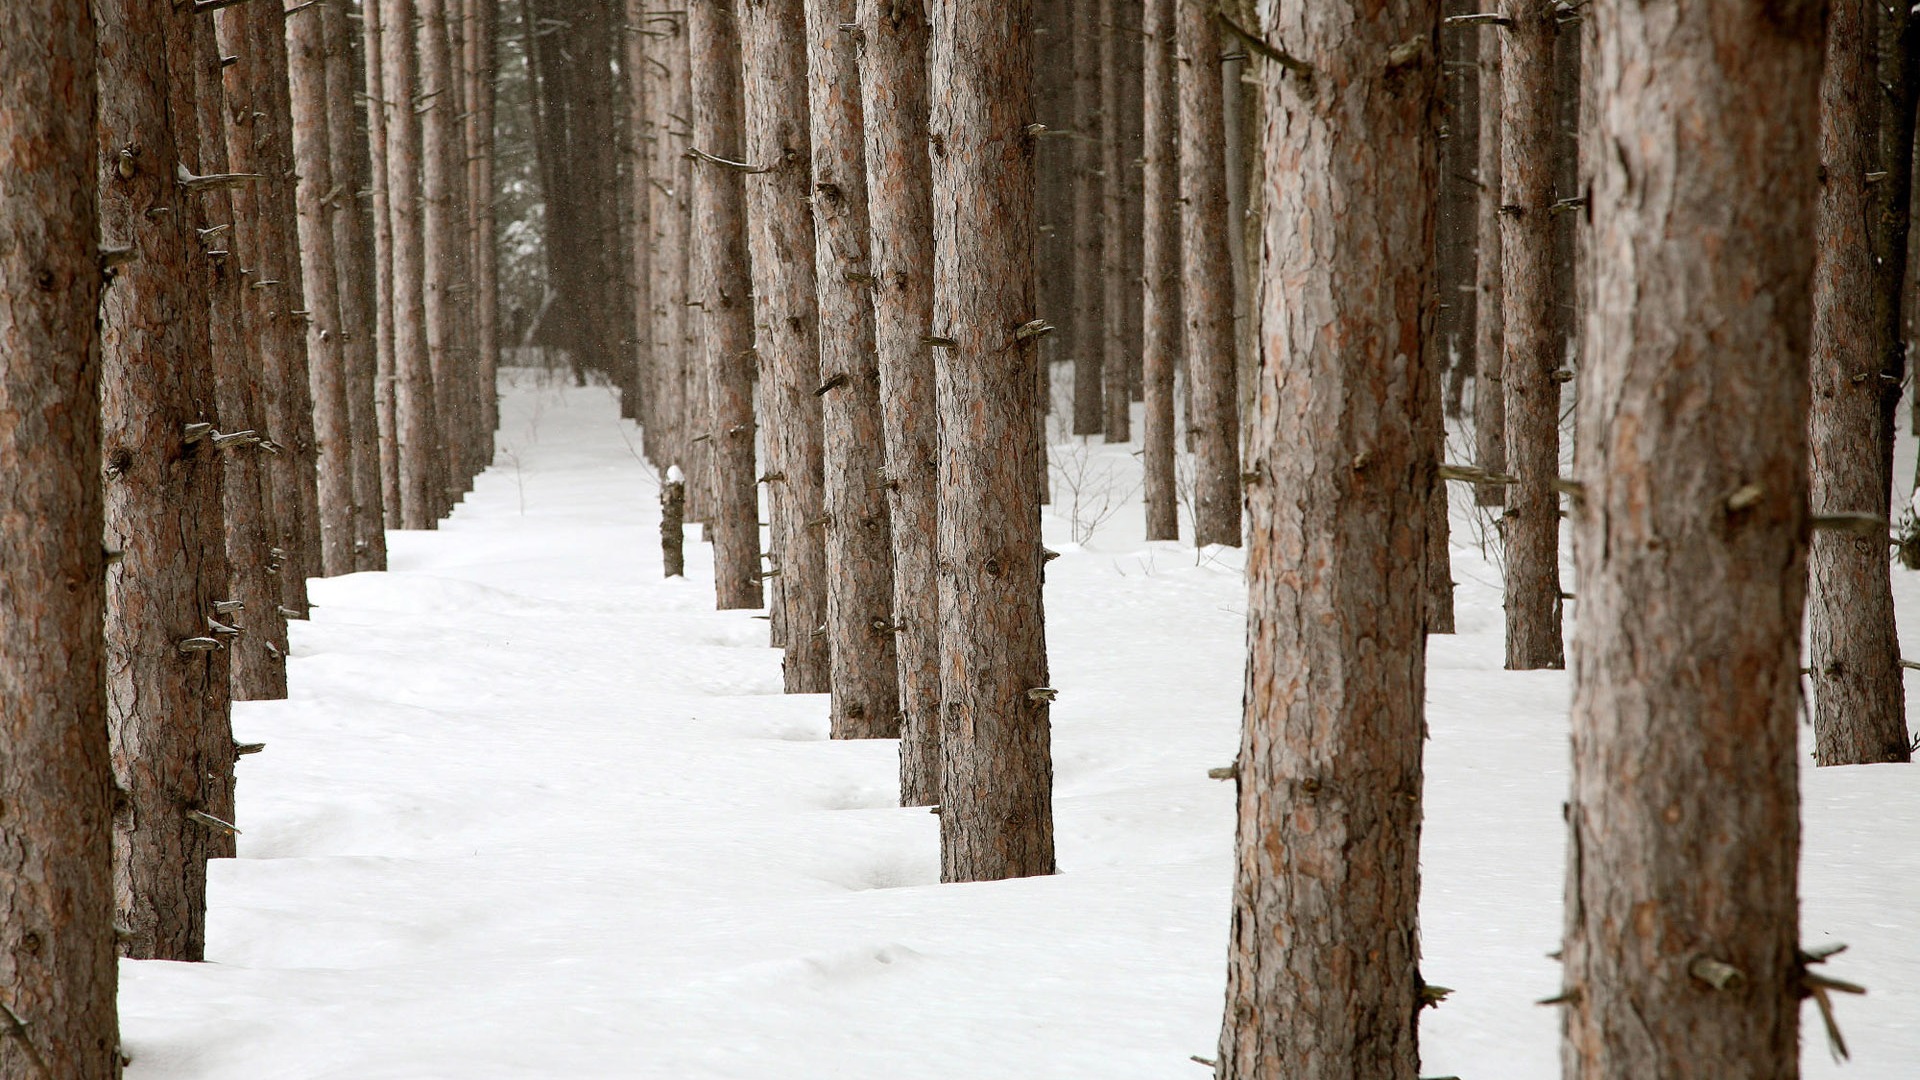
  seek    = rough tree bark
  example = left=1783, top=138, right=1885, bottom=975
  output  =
left=288, top=3, right=357, bottom=577
left=1499, top=0, right=1564, bottom=669
left=1070, top=3, right=1106, bottom=436
left=465, top=0, right=501, bottom=463
left=809, top=0, right=900, bottom=739
left=862, top=0, right=942, bottom=804
left=1213, top=1, right=1437, bottom=1075
left=420, top=0, right=469, bottom=511
left=1178, top=0, right=1241, bottom=548
left=931, top=0, right=1056, bottom=882
left=382, top=0, right=443, bottom=528
left=739, top=0, right=831, bottom=694
left=363, top=0, right=404, bottom=530
left=0, top=5, right=118, bottom=1073
left=689, top=0, right=762, bottom=612
left=626, top=0, right=655, bottom=434
left=1808, top=2, right=1911, bottom=767
left=1101, top=0, right=1132, bottom=442
left=1474, top=25, right=1505, bottom=507
left=1560, top=3, right=1825, bottom=1076
left=1141, top=0, right=1180, bottom=541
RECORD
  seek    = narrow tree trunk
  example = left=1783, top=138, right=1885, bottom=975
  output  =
left=1561, top=5, right=1823, bottom=1077
left=1437, top=1, right=1478, bottom=420
left=626, top=0, right=655, bottom=437
left=1070, top=6, right=1107, bottom=436
left=1119, top=0, right=1147, bottom=407
left=932, top=0, right=1054, bottom=882
left=1101, top=0, right=1133, bottom=442
left=689, top=0, right=761, bottom=612
left=862, top=0, right=942, bottom=805
left=1178, top=0, right=1240, bottom=549
left=1214, top=2, right=1436, bottom=1074
left=739, top=0, right=830, bottom=693
left=809, top=0, right=900, bottom=738
left=1808, top=2, right=1911, bottom=767
left=363, top=0, right=405, bottom=530
left=0, top=5, right=117, bottom=1072
left=1473, top=27, right=1505, bottom=507
left=466, top=0, right=501, bottom=461
left=1140, top=0, right=1180, bottom=541
left=655, top=13, right=691, bottom=476
left=1875, top=2, right=1918, bottom=508
left=383, top=0, right=443, bottom=528
left=420, top=0, right=467, bottom=513
left=1499, top=0, right=1564, bottom=669
left=288, top=3, right=357, bottom=577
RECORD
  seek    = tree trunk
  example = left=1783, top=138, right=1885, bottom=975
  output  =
left=288, top=3, right=357, bottom=577
left=1560, top=4, right=1824, bottom=1076
left=222, top=3, right=323, bottom=612
left=862, top=0, right=942, bottom=805
left=1101, top=0, right=1133, bottom=442
left=689, top=0, right=762, bottom=612
left=1119, top=0, right=1146, bottom=407
left=809, top=0, right=901, bottom=738
left=363, top=0, right=405, bottom=531
left=1808, top=1, right=1911, bottom=766
left=1875, top=3, right=1918, bottom=509
left=931, top=0, right=1055, bottom=883
left=1178, top=0, right=1241, bottom=549
left=626, top=0, right=655, bottom=436
left=466, top=0, right=501, bottom=464
left=650, top=12, right=691, bottom=480
left=739, top=0, right=830, bottom=693
left=0, top=5, right=118, bottom=1073
left=1437, top=1, right=1478, bottom=420
left=1140, top=0, right=1180, bottom=542
left=1213, top=2, right=1436, bottom=1074
left=1473, top=26, right=1505, bottom=507
left=382, top=0, right=443, bottom=529
left=1499, top=0, right=1564, bottom=669
left=420, top=0, right=468, bottom=513
left=1069, top=5, right=1106, bottom=436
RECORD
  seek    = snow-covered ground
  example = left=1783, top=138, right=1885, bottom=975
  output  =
left=118, top=369, right=1919, bottom=1078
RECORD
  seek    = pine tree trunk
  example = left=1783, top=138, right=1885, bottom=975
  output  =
left=324, top=0, right=389, bottom=571
left=382, top=0, right=443, bottom=529
left=689, top=0, right=762, bottom=612
left=1874, top=4, right=1918, bottom=509
left=1473, top=26, right=1505, bottom=507
left=646, top=13, right=688, bottom=472
left=466, top=0, right=501, bottom=462
left=626, top=0, right=656, bottom=436
left=0, top=5, right=118, bottom=1072
left=1178, top=0, right=1241, bottom=549
left=191, top=7, right=287, bottom=704
left=931, top=0, right=1055, bottom=883
left=363, top=0, right=405, bottom=531
left=1070, top=6, right=1106, bottom=436
left=1807, top=1, right=1911, bottom=766
left=808, top=0, right=901, bottom=738
left=1437, top=1, right=1478, bottom=420
left=1140, top=0, right=1180, bottom=542
left=1119, top=0, right=1146, bottom=407
left=1560, top=4, right=1823, bottom=1076
left=98, top=0, right=236, bottom=961
left=1214, top=3, right=1436, bottom=1074
left=739, top=0, right=830, bottom=693
left=1101, top=0, right=1133, bottom=442
left=1499, top=0, right=1564, bottom=669
left=862, top=0, right=942, bottom=805
left=420, top=0, right=467, bottom=512
left=221, top=5, right=322, bottom=612
left=288, top=3, right=357, bottom=577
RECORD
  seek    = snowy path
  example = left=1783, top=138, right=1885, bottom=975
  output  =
left=119, top=371, right=1920, bottom=1078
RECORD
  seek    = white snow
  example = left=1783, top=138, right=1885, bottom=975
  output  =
left=118, top=369, right=1920, bottom=1078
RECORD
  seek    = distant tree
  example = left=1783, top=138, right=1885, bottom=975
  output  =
left=462, top=0, right=501, bottom=470
left=1070, top=6, right=1106, bottom=436
left=1560, top=3, right=1825, bottom=1075
left=0, top=5, right=118, bottom=1074
left=861, top=0, right=943, bottom=804
left=420, top=0, right=471, bottom=512
left=931, top=0, right=1056, bottom=882
left=625, top=0, right=655, bottom=433
left=1214, top=0, right=1437, bottom=1073
left=1474, top=23, right=1505, bottom=508
left=1140, top=0, right=1180, bottom=542
left=1101, top=0, right=1133, bottom=442
left=361, top=0, right=405, bottom=530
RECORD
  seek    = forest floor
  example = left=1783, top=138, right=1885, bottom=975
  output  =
left=118, top=368, right=1920, bottom=1078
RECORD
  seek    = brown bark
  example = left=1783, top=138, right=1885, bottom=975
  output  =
left=626, top=0, right=655, bottom=436
left=420, top=0, right=468, bottom=511
left=931, top=0, right=1055, bottom=883
left=466, top=0, right=501, bottom=463
left=324, top=0, right=389, bottom=570
left=1069, top=4, right=1107, bottom=436
left=1808, top=2, right=1910, bottom=766
left=689, top=0, right=762, bottom=613
left=1214, top=2, right=1436, bottom=1075
left=383, top=0, right=443, bottom=528
left=1499, top=0, right=1563, bottom=669
left=809, top=0, right=900, bottom=739
left=194, top=5, right=287, bottom=703
left=1141, top=0, right=1180, bottom=541
left=654, top=14, right=691, bottom=476
left=0, top=6, right=117, bottom=1075
left=739, top=0, right=830, bottom=694
left=1119, top=0, right=1146, bottom=407
left=1178, top=1, right=1240, bottom=549
left=862, top=0, right=942, bottom=805
left=363, top=0, right=404, bottom=531
left=1560, top=4, right=1824, bottom=1076
left=225, top=2, right=323, bottom=613
left=1437, top=0, right=1478, bottom=420
left=1474, top=27, right=1505, bottom=507
left=1874, top=4, right=1918, bottom=507
left=1101, top=0, right=1133, bottom=442
left=288, top=3, right=356, bottom=577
